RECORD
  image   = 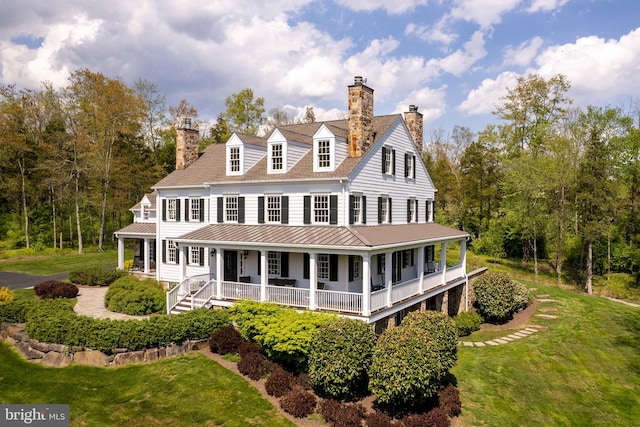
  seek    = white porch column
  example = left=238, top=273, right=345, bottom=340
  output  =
left=385, top=251, right=393, bottom=307
left=309, top=252, right=317, bottom=310
left=441, top=243, right=447, bottom=285
left=260, top=250, right=267, bottom=302
left=215, top=248, right=223, bottom=299
left=117, top=236, right=125, bottom=270
left=362, top=254, right=371, bottom=316
left=417, top=246, right=425, bottom=293
left=460, top=238, right=467, bottom=273
left=143, top=238, right=150, bottom=274
left=179, top=245, right=188, bottom=283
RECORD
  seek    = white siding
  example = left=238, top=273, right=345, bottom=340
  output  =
left=244, top=144, right=266, bottom=173
left=287, top=141, right=310, bottom=170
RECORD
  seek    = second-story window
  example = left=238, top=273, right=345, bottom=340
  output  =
left=230, top=147, right=240, bottom=172
left=267, top=195, right=281, bottom=223
left=226, top=196, right=238, bottom=222
left=271, top=143, right=283, bottom=171
left=378, top=196, right=391, bottom=223
left=190, top=198, right=200, bottom=221
left=167, top=199, right=177, bottom=221
left=350, top=194, right=366, bottom=225
left=143, top=206, right=149, bottom=221
left=382, top=146, right=395, bottom=175
left=314, top=195, right=329, bottom=223
left=318, top=139, right=331, bottom=168
left=405, top=153, right=416, bottom=179
left=407, top=199, right=418, bottom=223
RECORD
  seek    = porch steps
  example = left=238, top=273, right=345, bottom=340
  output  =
left=170, top=296, right=193, bottom=315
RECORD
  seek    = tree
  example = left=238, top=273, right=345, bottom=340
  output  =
left=302, top=106, right=316, bottom=123
left=263, top=107, right=296, bottom=134
left=220, top=88, right=265, bottom=135
left=134, top=79, right=167, bottom=167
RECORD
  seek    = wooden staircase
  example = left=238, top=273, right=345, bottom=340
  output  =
left=170, top=295, right=193, bottom=314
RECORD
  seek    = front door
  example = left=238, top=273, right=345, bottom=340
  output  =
left=224, top=250, right=238, bottom=282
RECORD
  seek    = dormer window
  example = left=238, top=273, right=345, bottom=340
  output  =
left=230, top=147, right=240, bottom=172
left=268, top=142, right=284, bottom=173
left=318, top=139, right=331, bottom=168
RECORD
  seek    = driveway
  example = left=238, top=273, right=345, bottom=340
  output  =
left=0, top=272, right=69, bottom=290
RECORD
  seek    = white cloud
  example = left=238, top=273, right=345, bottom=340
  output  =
left=458, top=71, right=519, bottom=115
left=429, top=30, right=487, bottom=76
left=395, top=85, right=449, bottom=124
left=405, top=21, right=458, bottom=45
left=450, top=0, right=521, bottom=29
left=526, top=0, right=569, bottom=13
left=502, top=36, right=544, bottom=67
left=334, top=0, right=430, bottom=14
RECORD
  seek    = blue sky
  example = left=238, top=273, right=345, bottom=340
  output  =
left=1, top=0, right=639, bottom=138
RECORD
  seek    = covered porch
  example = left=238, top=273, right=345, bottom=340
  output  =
left=114, top=223, right=157, bottom=275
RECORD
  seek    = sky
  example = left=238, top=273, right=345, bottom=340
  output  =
left=1, top=0, right=639, bottom=137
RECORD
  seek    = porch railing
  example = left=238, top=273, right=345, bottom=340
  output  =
left=191, top=279, right=216, bottom=309
left=316, top=289, right=362, bottom=314
left=221, top=281, right=261, bottom=301
left=266, top=285, right=310, bottom=308
left=391, top=279, right=421, bottom=305
left=370, top=288, right=387, bottom=312
left=446, top=264, right=464, bottom=283
left=166, top=274, right=210, bottom=313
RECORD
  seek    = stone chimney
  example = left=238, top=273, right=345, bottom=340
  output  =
left=404, top=105, right=423, bottom=153
left=176, top=118, right=199, bottom=170
left=348, top=76, right=374, bottom=158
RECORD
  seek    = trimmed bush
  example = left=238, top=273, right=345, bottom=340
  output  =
left=473, top=273, right=517, bottom=322
left=209, top=325, right=246, bottom=355
left=34, top=281, right=79, bottom=299
left=238, top=351, right=270, bottom=380
left=453, top=311, right=483, bottom=337
left=265, top=368, right=295, bottom=398
left=309, top=317, right=376, bottom=399
left=279, top=386, right=316, bottom=418
left=365, top=411, right=394, bottom=427
left=104, top=276, right=165, bottom=315
left=0, top=299, right=31, bottom=323
left=513, top=281, right=533, bottom=312
left=438, top=384, right=461, bottom=417
left=0, top=286, right=15, bottom=303
left=68, top=267, right=124, bottom=286
left=319, top=399, right=365, bottom=427
left=237, top=341, right=262, bottom=358
left=401, top=408, right=450, bottom=427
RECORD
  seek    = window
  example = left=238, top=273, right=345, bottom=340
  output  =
left=167, top=199, right=177, bottom=221
left=167, top=240, right=177, bottom=264
left=225, top=196, right=238, bottom=222
left=382, top=146, right=395, bottom=175
left=351, top=195, right=362, bottom=224
left=230, top=147, right=240, bottom=172
left=351, top=255, right=361, bottom=280
left=402, top=249, right=414, bottom=268
left=271, top=144, right=283, bottom=171
left=190, top=247, right=201, bottom=266
left=239, top=251, right=246, bottom=275
left=426, top=200, right=433, bottom=222
left=267, top=195, right=281, bottom=223
left=190, top=198, right=201, bottom=221
left=143, top=206, right=149, bottom=221
left=318, top=139, right=331, bottom=168
left=377, top=253, right=386, bottom=275
left=318, top=254, right=329, bottom=280
left=407, top=199, right=418, bottom=223
left=314, top=195, right=329, bottom=223
left=378, top=196, right=391, bottom=223
left=405, top=153, right=416, bottom=179
left=268, top=251, right=281, bottom=275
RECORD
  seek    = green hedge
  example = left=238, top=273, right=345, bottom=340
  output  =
left=453, top=311, right=483, bottom=336
left=105, top=276, right=165, bottom=315
left=0, top=299, right=31, bottom=323
left=473, top=273, right=532, bottom=322
left=68, top=267, right=124, bottom=286
left=24, top=299, right=230, bottom=353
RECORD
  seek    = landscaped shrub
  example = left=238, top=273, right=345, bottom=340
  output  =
left=400, top=408, right=450, bottom=427
left=438, top=384, right=461, bottom=417
left=0, top=286, right=14, bottom=303
left=265, top=368, right=295, bottom=398
left=237, top=340, right=262, bottom=357
left=24, top=300, right=230, bottom=352
left=34, top=281, right=78, bottom=299
left=104, top=276, right=165, bottom=315
left=453, top=310, right=483, bottom=337
left=230, top=300, right=333, bottom=372
left=512, top=281, right=533, bottom=312
left=237, top=351, right=270, bottom=380
left=472, top=272, right=519, bottom=322
left=318, top=399, right=365, bottom=427
left=294, top=372, right=311, bottom=390
left=0, top=299, right=31, bottom=323
left=209, top=325, right=246, bottom=355
left=308, top=317, right=376, bottom=399
left=279, top=386, right=316, bottom=418
left=365, top=411, right=394, bottom=427
left=68, top=267, right=124, bottom=286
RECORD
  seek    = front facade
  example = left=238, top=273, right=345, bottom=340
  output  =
left=115, top=77, right=469, bottom=327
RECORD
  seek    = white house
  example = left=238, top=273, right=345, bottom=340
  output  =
left=115, top=76, right=470, bottom=330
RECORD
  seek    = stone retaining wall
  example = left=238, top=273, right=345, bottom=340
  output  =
left=1, top=323, right=206, bottom=368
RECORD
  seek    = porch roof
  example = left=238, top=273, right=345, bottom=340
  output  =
left=173, top=223, right=468, bottom=251
left=114, top=223, right=156, bottom=237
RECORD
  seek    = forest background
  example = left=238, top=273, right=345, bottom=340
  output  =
left=1, top=69, right=639, bottom=297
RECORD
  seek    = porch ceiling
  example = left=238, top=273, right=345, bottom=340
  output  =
left=173, top=223, right=468, bottom=250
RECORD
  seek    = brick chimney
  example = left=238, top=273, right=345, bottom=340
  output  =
left=348, top=76, right=374, bottom=158
left=404, top=105, right=423, bottom=153
left=176, top=118, right=199, bottom=170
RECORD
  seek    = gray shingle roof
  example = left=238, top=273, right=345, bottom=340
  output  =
left=114, top=223, right=156, bottom=237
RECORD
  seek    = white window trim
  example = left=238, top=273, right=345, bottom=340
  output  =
left=313, top=194, right=330, bottom=224
left=225, top=195, right=239, bottom=223
left=189, top=246, right=201, bottom=265
left=318, top=254, right=330, bottom=280
left=268, top=251, right=281, bottom=276
left=266, top=195, right=282, bottom=223
left=314, top=137, right=335, bottom=171
left=189, top=198, right=201, bottom=221
left=268, top=142, right=286, bottom=174
left=166, top=198, right=177, bottom=221
left=352, top=194, right=363, bottom=225
left=227, top=145, right=243, bottom=175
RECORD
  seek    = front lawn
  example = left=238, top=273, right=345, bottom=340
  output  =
left=0, top=340, right=294, bottom=427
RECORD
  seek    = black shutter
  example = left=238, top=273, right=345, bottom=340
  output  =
left=282, top=196, right=289, bottom=224
left=348, top=255, right=354, bottom=282
left=162, top=240, right=166, bottom=263
left=378, top=197, right=382, bottom=224
left=162, top=199, right=167, bottom=221
left=199, top=199, right=205, bottom=221
left=185, top=247, right=190, bottom=265
left=349, top=195, right=354, bottom=225
left=176, top=199, right=181, bottom=222
left=329, top=254, right=338, bottom=281
left=389, top=198, right=392, bottom=223
left=362, top=196, right=367, bottom=224
left=415, top=200, right=419, bottom=222
left=330, top=195, right=338, bottom=225
left=199, top=247, right=205, bottom=266
left=405, top=153, right=409, bottom=177
left=411, top=249, right=415, bottom=266
left=175, top=244, right=179, bottom=264
left=281, top=252, right=289, bottom=277
left=184, top=199, right=190, bottom=222
left=392, top=149, right=396, bottom=175
left=258, top=197, right=265, bottom=224
left=258, top=251, right=261, bottom=275
left=303, top=253, right=310, bottom=279
left=407, top=199, right=411, bottom=222
left=238, top=197, right=245, bottom=223
left=412, top=155, right=416, bottom=179
left=217, top=197, right=223, bottom=223
left=381, top=147, right=387, bottom=174
left=304, top=196, right=311, bottom=224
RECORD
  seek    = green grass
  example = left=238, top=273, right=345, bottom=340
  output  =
left=0, top=341, right=294, bottom=427
left=0, top=248, right=131, bottom=275
left=453, top=281, right=640, bottom=426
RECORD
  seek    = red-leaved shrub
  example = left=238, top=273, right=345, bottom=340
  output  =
left=208, top=325, right=245, bottom=355
left=318, top=399, right=365, bottom=427
left=438, top=384, right=461, bottom=417
left=265, top=369, right=294, bottom=398
left=401, top=408, right=449, bottom=427
left=279, top=386, right=316, bottom=418
left=34, top=281, right=78, bottom=299
left=237, top=351, right=270, bottom=380
left=365, top=411, right=395, bottom=427
left=237, top=341, right=262, bottom=358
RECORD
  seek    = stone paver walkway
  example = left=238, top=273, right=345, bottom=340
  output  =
left=460, top=292, right=558, bottom=348
left=74, top=286, right=149, bottom=320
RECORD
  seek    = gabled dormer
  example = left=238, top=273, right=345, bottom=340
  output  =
left=266, top=130, right=288, bottom=174
left=225, top=133, right=267, bottom=176
left=226, top=134, right=244, bottom=176
left=313, top=125, right=341, bottom=172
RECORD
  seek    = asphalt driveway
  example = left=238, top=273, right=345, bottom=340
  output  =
left=0, top=272, right=69, bottom=290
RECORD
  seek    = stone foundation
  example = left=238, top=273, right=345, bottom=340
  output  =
left=1, top=323, right=206, bottom=368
